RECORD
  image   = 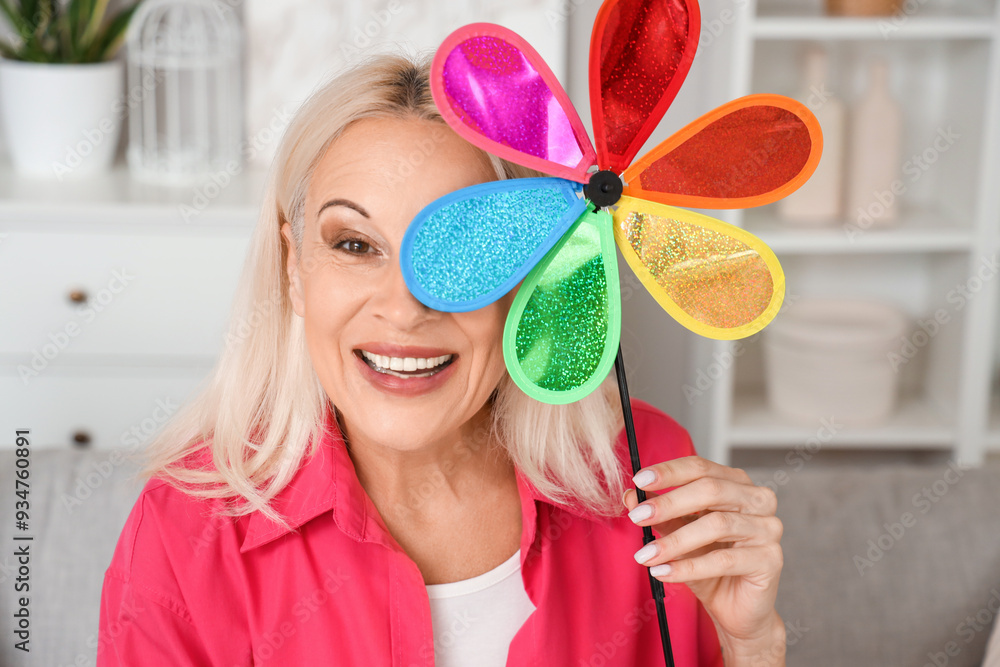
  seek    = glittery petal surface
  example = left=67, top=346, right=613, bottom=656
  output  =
left=613, top=195, right=784, bottom=340
left=401, top=178, right=587, bottom=313
left=590, top=0, right=699, bottom=173
left=623, top=96, right=823, bottom=209
left=432, top=24, right=597, bottom=182
left=503, top=208, right=621, bottom=404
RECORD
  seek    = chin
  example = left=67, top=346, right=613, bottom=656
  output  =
left=341, top=406, right=461, bottom=452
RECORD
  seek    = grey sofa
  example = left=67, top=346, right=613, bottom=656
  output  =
left=746, top=463, right=1000, bottom=666
left=1, top=448, right=999, bottom=666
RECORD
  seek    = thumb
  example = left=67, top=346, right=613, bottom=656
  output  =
left=622, top=488, right=638, bottom=511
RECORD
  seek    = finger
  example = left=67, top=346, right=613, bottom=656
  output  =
left=648, top=544, right=784, bottom=583
left=624, top=491, right=691, bottom=539
left=633, top=456, right=753, bottom=492
left=624, top=489, right=711, bottom=524
left=624, top=489, right=715, bottom=543
left=633, top=513, right=783, bottom=568
left=629, top=477, right=778, bottom=526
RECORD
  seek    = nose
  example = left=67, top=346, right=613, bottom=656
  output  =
left=370, top=257, right=437, bottom=330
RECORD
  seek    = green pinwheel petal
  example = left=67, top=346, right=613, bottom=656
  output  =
left=503, top=207, right=621, bottom=404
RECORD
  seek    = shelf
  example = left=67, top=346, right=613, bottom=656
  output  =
left=729, top=391, right=955, bottom=448
left=743, top=209, right=974, bottom=254
left=0, top=159, right=265, bottom=231
left=754, top=0, right=998, bottom=20
left=752, top=17, right=996, bottom=40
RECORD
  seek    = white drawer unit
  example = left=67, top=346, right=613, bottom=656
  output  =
left=0, top=163, right=262, bottom=450
left=0, top=231, right=249, bottom=361
left=0, top=369, right=209, bottom=449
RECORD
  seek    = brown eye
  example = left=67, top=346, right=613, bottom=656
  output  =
left=336, top=238, right=371, bottom=254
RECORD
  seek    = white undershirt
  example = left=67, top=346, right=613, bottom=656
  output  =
left=425, top=548, right=536, bottom=667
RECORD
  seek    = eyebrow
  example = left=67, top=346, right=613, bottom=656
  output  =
left=317, top=198, right=370, bottom=219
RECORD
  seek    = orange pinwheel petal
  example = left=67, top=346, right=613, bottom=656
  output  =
left=622, top=94, right=823, bottom=210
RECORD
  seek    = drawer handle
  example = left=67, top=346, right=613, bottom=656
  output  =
left=72, top=430, right=92, bottom=447
left=67, top=289, right=88, bottom=304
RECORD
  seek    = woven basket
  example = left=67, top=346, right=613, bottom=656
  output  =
left=826, top=0, right=902, bottom=16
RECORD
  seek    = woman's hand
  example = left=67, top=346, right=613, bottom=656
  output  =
left=622, top=455, right=787, bottom=666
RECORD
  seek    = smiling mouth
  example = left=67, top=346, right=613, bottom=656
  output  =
left=356, top=350, right=456, bottom=379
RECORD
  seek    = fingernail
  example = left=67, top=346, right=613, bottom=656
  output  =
left=650, top=563, right=672, bottom=577
left=628, top=503, right=653, bottom=523
left=633, top=543, right=659, bottom=564
left=633, top=469, right=656, bottom=488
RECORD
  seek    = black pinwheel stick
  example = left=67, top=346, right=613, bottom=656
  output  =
left=614, top=344, right=676, bottom=667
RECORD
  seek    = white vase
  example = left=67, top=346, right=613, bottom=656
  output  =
left=0, top=59, right=124, bottom=179
left=846, top=59, right=903, bottom=228
left=779, top=47, right=846, bottom=224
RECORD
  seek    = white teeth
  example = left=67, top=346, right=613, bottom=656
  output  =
left=360, top=350, right=453, bottom=376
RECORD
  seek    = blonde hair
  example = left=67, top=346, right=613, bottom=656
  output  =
left=140, top=53, right=627, bottom=529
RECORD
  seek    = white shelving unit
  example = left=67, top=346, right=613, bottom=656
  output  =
left=685, top=0, right=1000, bottom=466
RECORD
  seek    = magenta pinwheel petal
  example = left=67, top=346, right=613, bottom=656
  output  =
left=432, top=23, right=597, bottom=183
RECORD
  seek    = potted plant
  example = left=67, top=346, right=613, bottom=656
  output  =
left=0, top=0, right=142, bottom=178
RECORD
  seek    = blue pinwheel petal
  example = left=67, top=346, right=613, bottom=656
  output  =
left=401, top=177, right=587, bottom=312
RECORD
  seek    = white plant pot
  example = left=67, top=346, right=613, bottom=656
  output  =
left=763, top=298, right=910, bottom=427
left=0, top=58, right=123, bottom=178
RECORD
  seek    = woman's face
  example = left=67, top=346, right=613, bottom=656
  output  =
left=283, top=116, right=512, bottom=452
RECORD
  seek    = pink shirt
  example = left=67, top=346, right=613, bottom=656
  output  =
left=98, top=398, right=724, bottom=666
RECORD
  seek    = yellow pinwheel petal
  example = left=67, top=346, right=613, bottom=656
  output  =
left=613, top=195, right=784, bottom=340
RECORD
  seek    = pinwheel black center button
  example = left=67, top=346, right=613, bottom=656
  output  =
left=585, top=170, right=624, bottom=209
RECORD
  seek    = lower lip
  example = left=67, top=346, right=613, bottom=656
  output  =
left=354, top=353, right=457, bottom=397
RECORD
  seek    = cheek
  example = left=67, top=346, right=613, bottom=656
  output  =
left=300, top=266, right=366, bottom=340
left=466, top=300, right=512, bottom=369
left=489, top=292, right=517, bottom=343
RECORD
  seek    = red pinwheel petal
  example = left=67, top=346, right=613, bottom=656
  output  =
left=431, top=23, right=597, bottom=183
left=589, top=0, right=700, bottom=174
left=622, top=95, right=824, bottom=209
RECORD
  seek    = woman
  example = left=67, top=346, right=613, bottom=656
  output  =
left=98, top=54, right=786, bottom=666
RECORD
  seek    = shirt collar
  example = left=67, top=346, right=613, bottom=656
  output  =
left=240, top=404, right=608, bottom=553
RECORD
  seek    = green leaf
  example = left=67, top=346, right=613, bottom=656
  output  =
left=0, top=0, right=31, bottom=38
left=0, top=39, right=20, bottom=59
left=1, top=0, right=139, bottom=62
left=20, top=0, right=39, bottom=25
left=55, top=6, right=74, bottom=61
left=19, top=38, right=50, bottom=62
left=38, top=0, right=55, bottom=25
left=88, top=2, right=138, bottom=62
left=79, top=0, right=108, bottom=49
left=33, top=0, right=55, bottom=39
left=31, top=1, right=55, bottom=53
left=67, top=0, right=99, bottom=52
left=65, top=0, right=83, bottom=46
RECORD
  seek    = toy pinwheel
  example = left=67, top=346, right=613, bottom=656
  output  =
left=400, top=0, right=821, bottom=663
left=402, top=1, right=821, bottom=405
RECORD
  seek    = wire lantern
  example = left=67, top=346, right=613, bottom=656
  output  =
left=126, top=0, right=243, bottom=184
